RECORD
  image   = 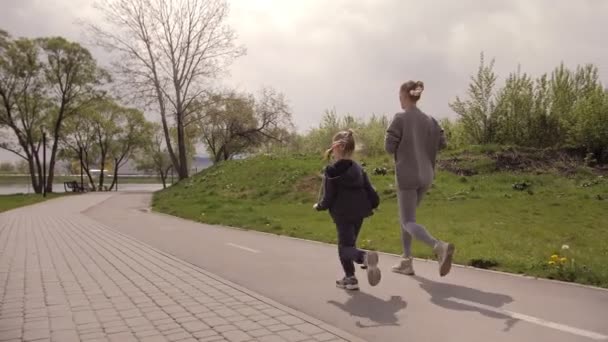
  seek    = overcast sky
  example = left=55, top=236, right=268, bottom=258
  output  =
left=1, top=0, right=608, bottom=161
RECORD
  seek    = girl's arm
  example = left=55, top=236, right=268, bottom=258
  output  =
left=385, top=114, right=403, bottom=155
left=363, top=172, right=380, bottom=209
left=315, top=171, right=337, bottom=211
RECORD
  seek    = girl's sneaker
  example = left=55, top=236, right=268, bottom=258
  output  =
left=364, top=251, right=381, bottom=286
left=336, top=276, right=359, bottom=291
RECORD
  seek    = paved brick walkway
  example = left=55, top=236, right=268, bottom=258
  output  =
left=0, top=195, right=363, bottom=342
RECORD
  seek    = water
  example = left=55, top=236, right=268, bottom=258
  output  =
left=0, top=183, right=164, bottom=195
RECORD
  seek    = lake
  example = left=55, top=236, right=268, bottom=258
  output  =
left=0, top=183, right=164, bottom=195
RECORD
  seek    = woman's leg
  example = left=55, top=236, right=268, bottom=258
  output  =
left=397, top=188, right=438, bottom=249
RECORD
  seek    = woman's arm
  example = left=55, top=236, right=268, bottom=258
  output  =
left=432, top=117, right=448, bottom=150
left=385, top=114, right=403, bottom=154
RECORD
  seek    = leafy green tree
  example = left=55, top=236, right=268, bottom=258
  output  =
left=0, top=34, right=48, bottom=192
left=136, top=123, right=173, bottom=188
left=0, top=161, right=14, bottom=173
left=199, top=88, right=293, bottom=162
left=60, top=104, right=99, bottom=188
left=107, top=107, right=149, bottom=190
left=493, top=68, right=534, bottom=145
left=449, top=53, right=499, bottom=144
left=38, top=37, right=108, bottom=192
left=569, top=88, right=608, bottom=162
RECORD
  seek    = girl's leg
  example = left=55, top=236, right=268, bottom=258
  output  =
left=336, top=220, right=365, bottom=277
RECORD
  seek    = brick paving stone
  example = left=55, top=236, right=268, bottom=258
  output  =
left=275, top=316, right=305, bottom=326
left=248, top=328, right=273, bottom=338
left=276, top=329, right=309, bottom=342
left=292, top=323, right=324, bottom=336
left=267, top=324, right=292, bottom=333
left=80, top=331, right=107, bottom=340
left=23, top=328, right=50, bottom=341
left=214, top=324, right=238, bottom=333
left=193, top=330, right=220, bottom=339
left=258, top=335, right=288, bottom=342
left=198, top=336, right=229, bottom=342
left=107, top=332, right=138, bottom=342
left=312, top=333, right=338, bottom=342
left=0, top=329, right=23, bottom=340
left=221, top=330, right=250, bottom=342
left=182, top=320, right=211, bottom=333
left=140, top=336, right=170, bottom=342
left=0, top=195, right=363, bottom=342
left=165, top=331, right=192, bottom=341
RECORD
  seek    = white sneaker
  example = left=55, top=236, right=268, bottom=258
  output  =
left=391, top=257, right=415, bottom=275
left=364, top=251, right=381, bottom=286
left=434, top=241, right=455, bottom=277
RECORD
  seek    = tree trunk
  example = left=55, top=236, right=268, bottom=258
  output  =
left=98, top=152, right=106, bottom=190
left=33, top=148, right=44, bottom=194
left=82, top=150, right=95, bottom=190
left=45, top=131, right=61, bottom=193
left=27, top=156, right=41, bottom=193
left=176, top=116, right=188, bottom=180
left=108, top=164, right=119, bottom=191
left=160, top=169, right=167, bottom=189
left=159, top=106, right=180, bottom=179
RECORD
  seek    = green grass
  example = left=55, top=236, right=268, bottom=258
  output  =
left=0, top=175, right=163, bottom=185
left=152, top=153, right=608, bottom=288
left=0, top=193, right=69, bottom=213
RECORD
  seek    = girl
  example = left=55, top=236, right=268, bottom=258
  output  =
left=314, top=129, right=381, bottom=291
left=385, top=80, right=455, bottom=277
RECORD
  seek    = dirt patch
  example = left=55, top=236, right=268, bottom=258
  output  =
left=437, top=158, right=480, bottom=176
left=439, top=147, right=607, bottom=176
left=294, top=174, right=322, bottom=196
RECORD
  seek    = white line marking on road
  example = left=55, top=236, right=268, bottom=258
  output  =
left=449, top=298, right=608, bottom=340
left=226, top=243, right=260, bottom=254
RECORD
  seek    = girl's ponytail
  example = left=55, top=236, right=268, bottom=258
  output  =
left=324, top=147, right=333, bottom=161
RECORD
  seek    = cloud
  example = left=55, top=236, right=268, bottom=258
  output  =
left=1, top=0, right=607, bottom=140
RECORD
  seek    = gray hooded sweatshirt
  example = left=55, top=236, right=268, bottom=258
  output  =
left=385, top=107, right=447, bottom=190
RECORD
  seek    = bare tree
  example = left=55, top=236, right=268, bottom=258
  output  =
left=89, top=0, right=245, bottom=180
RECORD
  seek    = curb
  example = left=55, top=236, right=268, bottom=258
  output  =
left=144, top=202, right=608, bottom=294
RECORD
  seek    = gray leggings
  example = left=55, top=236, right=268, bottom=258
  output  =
left=397, top=187, right=438, bottom=257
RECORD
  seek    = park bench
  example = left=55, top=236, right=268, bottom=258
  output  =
left=64, top=181, right=86, bottom=193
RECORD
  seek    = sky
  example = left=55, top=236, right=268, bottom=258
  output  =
left=1, top=0, right=608, bottom=161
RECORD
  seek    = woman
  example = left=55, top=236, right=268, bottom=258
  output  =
left=385, top=80, right=455, bottom=277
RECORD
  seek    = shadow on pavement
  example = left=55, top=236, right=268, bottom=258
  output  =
left=412, top=275, right=519, bottom=331
left=328, top=292, right=407, bottom=328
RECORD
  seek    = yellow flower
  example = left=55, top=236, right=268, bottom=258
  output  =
left=548, top=261, right=556, bottom=265
left=551, top=254, right=559, bottom=261
left=560, top=257, right=567, bottom=263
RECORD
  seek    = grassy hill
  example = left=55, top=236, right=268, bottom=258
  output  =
left=152, top=148, right=608, bottom=287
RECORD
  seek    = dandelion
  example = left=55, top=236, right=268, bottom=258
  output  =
left=562, top=244, right=570, bottom=250
left=551, top=254, right=559, bottom=261
left=560, top=257, right=567, bottom=263
left=548, top=261, right=556, bottom=265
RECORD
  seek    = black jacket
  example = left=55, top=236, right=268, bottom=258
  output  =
left=315, top=159, right=380, bottom=221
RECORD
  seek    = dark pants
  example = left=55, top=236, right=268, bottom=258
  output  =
left=335, top=218, right=366, bottom=277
